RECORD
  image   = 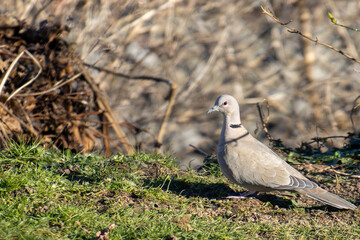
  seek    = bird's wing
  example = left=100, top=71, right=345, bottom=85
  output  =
left=223, top=135, right=317, bottom=190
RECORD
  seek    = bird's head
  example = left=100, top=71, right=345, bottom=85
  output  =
left=207, top=94, right=239, bottom=116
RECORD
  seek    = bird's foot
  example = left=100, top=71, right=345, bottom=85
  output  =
left=226, top=191, right=258, bottom=199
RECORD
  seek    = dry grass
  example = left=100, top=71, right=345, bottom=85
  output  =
left=3, top=0, right=360, bottom=166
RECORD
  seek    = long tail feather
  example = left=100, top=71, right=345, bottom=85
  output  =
left=298, top=188, right=357, bottom=210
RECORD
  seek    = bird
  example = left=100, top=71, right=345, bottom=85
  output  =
left=207, top=94, right=357, bottom=210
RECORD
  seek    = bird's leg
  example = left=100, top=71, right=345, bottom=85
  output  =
left=226, top=191, right=258, bottom=199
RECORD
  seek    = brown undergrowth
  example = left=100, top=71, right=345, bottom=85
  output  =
left=0, top=15, right=135, bottom=154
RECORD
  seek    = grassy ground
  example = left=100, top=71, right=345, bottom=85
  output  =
left=0, top=140, right=359, bottom=239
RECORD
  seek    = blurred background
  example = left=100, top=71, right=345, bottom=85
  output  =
left=3, top=0, right=360, bottom=168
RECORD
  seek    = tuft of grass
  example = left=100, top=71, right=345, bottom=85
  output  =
left=0, top=140, right=359, bottom=239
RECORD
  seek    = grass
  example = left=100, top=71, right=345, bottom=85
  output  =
left=0, top=140, right=359, bottom=239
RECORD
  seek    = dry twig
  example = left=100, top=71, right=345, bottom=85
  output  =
left=77, top=60, right=134, bottom=155
left=76, top=221, right=90, bottom=234
left=323, top=166, right=360, bottom=179
left=101, top=114, right=111, bottom=156
left=156, top=82, right=177, bottom=154
left=261, top=6, right=360, bottom=65
left=350, top=95, right=360, bottom=133
left=16, top=72, right=83, bottom=96
left=0, top=49, right=42, bottom=101
left=189, top=144, right=208, bottom=156
left=83, top=63, right=172, bottom=91
left=256, top=100, right=273, bottom=143
left=83, top=62, right=177, bottom=154
left=328, top=12, right=360, bottom=32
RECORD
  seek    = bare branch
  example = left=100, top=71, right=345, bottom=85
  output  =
left=261, top=6, right=360, bottom=65
left=256, top=100, right=273, bottom=143
left=328, top=12, right=360, bottom=32
left=83, top=63, right=172, bottom=89
left=189, top=144, right=208, bottom=156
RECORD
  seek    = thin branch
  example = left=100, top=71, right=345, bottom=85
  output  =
left=83, top=62, right=177, bottom=154
left=261, top=6, right=360, bottom=65
left=101, top=113, right=111, bottom=157
left=323, top=166, right=360, bottom=179
left=0, top=51, right=21, bottom=96
left=350, top=95, right=360, bottom=133
left=76, top=221, right=90, bottom=234
left=16, top=72, right=82, bottom=97
left=332, top=169, right=360, bottom=179
left=307, top=135, right=349, bottom=145
left=189, top=144, right=208, bottom=156
left=5, top=50, right=43, bottom=102
left=328, top=12, right=360, bottom=32
left=0, top=49, right=42, bottom=98
left=256, top=100, right=273, bottom=142
left=155, top=83, right=177, bottom=154
left=83, top=63, right=172, bottom=88
left=77, top=60, right=134, bottom=155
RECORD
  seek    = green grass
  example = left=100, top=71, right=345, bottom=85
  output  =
left=0, top=140, right=359, bottom=239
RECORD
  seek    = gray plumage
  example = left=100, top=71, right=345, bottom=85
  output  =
left=208, top=94, right=356, bottom=210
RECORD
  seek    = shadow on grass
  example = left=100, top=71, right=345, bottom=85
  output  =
left=144, top=178, right=233, bottom=199
left=144, top=177, right=354, bottom=211
left=252, top=194, right=347, bottom=211
left=144, top=177, right=302, bottom=208
left=254, top=194, right=294, bottom=208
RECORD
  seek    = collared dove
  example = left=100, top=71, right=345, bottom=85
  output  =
left=208, top=94, right=357, bottom=210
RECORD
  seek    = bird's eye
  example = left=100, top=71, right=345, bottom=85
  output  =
left=223, top=101, right=228, bottom=106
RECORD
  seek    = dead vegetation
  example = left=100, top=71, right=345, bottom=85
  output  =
left=0, top=15, right=135, bottom=154
left=1, top=2, right=359, bottom=238
left=2, top=0, right=360, bottom=164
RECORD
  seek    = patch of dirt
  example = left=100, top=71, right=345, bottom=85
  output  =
left=76, top=155, right=359, bottom=229
left=193, top=162, right=359, bottom=227
left=180, top=193, right=359, bottom=229
left=294, top=162, right=360, bottom=203
left=144, top=158, right=360, bottom=228
left=10, top=186, right=35, bottom=197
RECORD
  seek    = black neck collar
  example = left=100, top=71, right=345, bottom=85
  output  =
left=230, top=123, right=242, bottom=128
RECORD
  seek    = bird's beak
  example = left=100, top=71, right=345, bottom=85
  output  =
left=207, top=105, right=219, bottom=114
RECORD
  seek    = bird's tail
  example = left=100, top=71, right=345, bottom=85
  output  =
left=298, top=187, right=357, bottom=210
